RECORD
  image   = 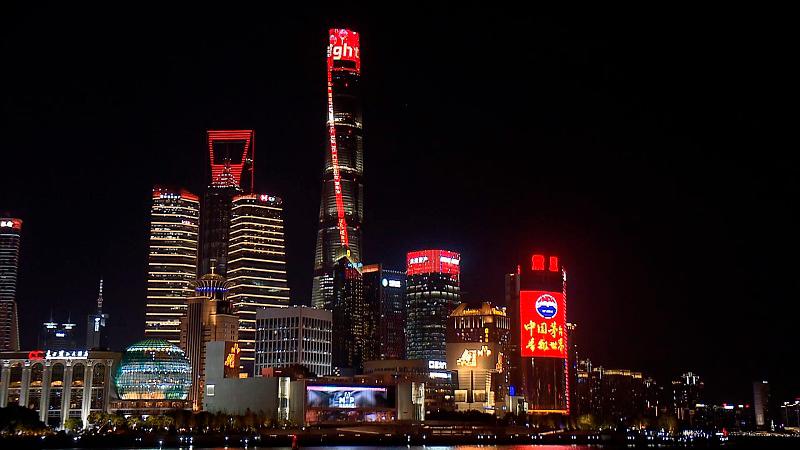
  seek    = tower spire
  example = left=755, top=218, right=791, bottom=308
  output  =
left=97, top=278, right=104, bottom=311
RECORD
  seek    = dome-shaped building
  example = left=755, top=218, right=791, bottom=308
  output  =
left=114, top=339, right=191, bottom=400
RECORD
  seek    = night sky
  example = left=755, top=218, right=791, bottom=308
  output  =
left=1, top=5, right=794, bottom=403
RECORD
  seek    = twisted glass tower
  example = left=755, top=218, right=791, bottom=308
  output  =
left=312, top=28, right=365, bottom=308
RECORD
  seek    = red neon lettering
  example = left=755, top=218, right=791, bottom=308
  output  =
left=532, top=254, right=545, bottom=271
left=549, top=256, right=559, bottom=272
left=28, top=350, right=45, bottom=360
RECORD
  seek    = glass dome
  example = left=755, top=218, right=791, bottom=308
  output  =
left=114, top=339, right=191, bottom=400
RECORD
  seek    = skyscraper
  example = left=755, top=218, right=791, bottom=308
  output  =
left=145, top=187, right=200, bottom=344
left=180, top=272, right=239, bottom=410
left=255, top=306, right=332, bottom=378
left=39, top=315, right=77, bottom=351
left=516, top=253, right=569, bottom=413
left=86, top=279, right=110, bottom=350
left=199, top=130, right=255, bottom=277
left=228, top=193, right=290, bottom=374
left=362, top=264, right=406, bottom=360
left=753, top=380, right=771, bottom=429
left=312, top=28, right=365, bottom=309
left=0, top=218, right=22, bottom=351
left=405, top=250, right=461, bottom=362
left=330, top=255, right=368, bottom=372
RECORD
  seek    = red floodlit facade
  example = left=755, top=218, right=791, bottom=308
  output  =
left=207, top=130, right=254, bottom=191
left=406, top=250, right=461, bottom=277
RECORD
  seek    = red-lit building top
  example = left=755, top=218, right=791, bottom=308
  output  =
left=207, top=130, right=254, bottom=190
left=0, top=218, right=22, bottom=231
left=406, top=250, right=461, bottom=277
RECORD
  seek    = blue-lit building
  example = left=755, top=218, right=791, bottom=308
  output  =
left=362, top=264, right=406, bottom=360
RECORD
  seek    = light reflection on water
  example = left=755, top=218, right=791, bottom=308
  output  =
left=61, top=447, right=597, bottom=450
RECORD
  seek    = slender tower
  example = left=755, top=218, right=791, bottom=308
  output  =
left=86, top=279, right=110, bottom=350
left=0, top=218, right=22, bottom=351
left=312, top=28, right=365, bottom=308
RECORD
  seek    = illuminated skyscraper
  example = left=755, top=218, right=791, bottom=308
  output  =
left=180, top=272, right=239, bottom=410
left=362, top=264, right=406, bottom=360
left=330, top=255, right=368, bottom=372
left=0, top=218, right=22, bottom=351
left=515, top=253, right=569, bottom=413
left=405, top=250, right=461, bottom=362
left=145, top=187, right=200, bottom=344
left=312, top=28, right=365, bottom=309
left=199, top=130, right=254, bottom=276
left=228, top=193, right=290, bottom=374
left=86, top=279, right=110, bottom=350
left=39, top=315, right=77, bottom=351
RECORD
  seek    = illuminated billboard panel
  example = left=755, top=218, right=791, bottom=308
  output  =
left=306, top=385, right=392, bottom=409
left=519, top=290, right=567, bottom=358
left=406, top=250, right=461, bottom=276
left=328, top=28, right=361, bottom=72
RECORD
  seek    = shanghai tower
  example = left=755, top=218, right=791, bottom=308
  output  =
left=312, top=28, right=365, bottom=308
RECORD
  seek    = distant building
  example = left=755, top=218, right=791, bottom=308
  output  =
left=362, top=264, right=406, bottom=360
left=446, top=302, right=511, bottom=414
left=328, top=255, right=370, bottom=372
left=144, top=186, right=200, bottom=344
left=39, top=316, right=77, bottom=351
left=672, top=371, right=704, bottom=425
left=227, top=193, right=291, bottom=375
left=405, top=250, right=461, bottom=362
left=86, top=279, right=110, bottom=350
left=179, top=272, right=239, bottom=410
left=753, top=380, right=770, bottom=429
left=781, top=400, right=800, bottom=428
left=0, top=217, right=23, bottom=351
left=573, top=359, right=652, bottom=426
left=0, top=349, right=118, bottom=429
left=255, top=306, right=332, bottom=378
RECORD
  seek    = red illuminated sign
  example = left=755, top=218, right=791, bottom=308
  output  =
left=406, top=250, right=460, bottom=277
left=207, top=130, right=254, bottom=190
left=325, top=28, right=360, bottom=251
left=28, top=350, right=45, bottom=360
left=0, top=218, right=22, bottom=230
left=549, top=256, right=559, bottom=272
left=520, top=290, right=567, bottom=358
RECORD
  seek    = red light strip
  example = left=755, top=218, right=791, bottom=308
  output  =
left=207, top=130, right=253, bottom=189
left=326, top=30, right=351, bottom=249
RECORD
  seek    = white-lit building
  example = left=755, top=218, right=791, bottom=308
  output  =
left=255, top=306, right=331, bottom=378
left=0, top=349, right=118, bottom=429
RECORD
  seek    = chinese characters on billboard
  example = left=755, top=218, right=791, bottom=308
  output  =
left=406, top=250, right=461, bottom=277
left=520, top=290, right=567, bottom=358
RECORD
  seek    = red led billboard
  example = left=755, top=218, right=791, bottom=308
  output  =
left=406, top=250, right=460, bottom=276
left=328, top=28, right=360, bottom=73
left=520, top=290, right=567, bottom=358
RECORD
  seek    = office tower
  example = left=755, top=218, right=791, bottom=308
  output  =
left=405, top=250, right=461, bottom=362
left=330, top=255, right=368, bottom=372
left=504, top=269, right=523, bottom=399
left=0, top=218, right=22, bottom=351
left=255, top=306, right=332, bottom=377
left=227, top=193, right=290, bottom=375
left=573, top=362, right=648, bottom=424
left=516, top=253, right=569, bottom=413
left=753, top=380, right=770, bottom=429
left=199, top=130, right=254, bottom=277
left=86, top=279, right=110, bottom=350
left=179, top=272, right=239, bottom=411
left=362, top=264, right=406, bottom=360
left=312, top=28, right=365, bottom=309
left=446, top=302, right=511, bottom=413
left=145, top=186, right=200, bottom=344
left=566, top=322, right=578, bottom=416
left=671, top=371, right=704, bottom=424
left=39, top=315, right=77, bottom=351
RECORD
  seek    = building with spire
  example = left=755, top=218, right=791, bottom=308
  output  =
left=86, top=279, right=110, bottom=350
left=1, top=218, right=23, bottom=351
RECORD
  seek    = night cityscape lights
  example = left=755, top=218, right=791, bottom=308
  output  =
left=113, top=339, right=191, bottom=401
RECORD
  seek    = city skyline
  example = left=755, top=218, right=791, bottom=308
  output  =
left=0, top=4, right=793, bottom=406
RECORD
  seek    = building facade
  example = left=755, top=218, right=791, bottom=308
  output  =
left=312, top=28, right=365, bottom=309
left=446, top=302, right=511, bottom=413
left=515, top=253, right=569, bottom=413
left=362, top=264, right=406, bottom=360
left=405, top=250, right=461, bottom=362
left=362, top=359, right=452, bottom=414
left=254, top=306, right=332, bottom=378
left=179, top=273, right=239, bottom=410
left=672, top=371, right=704, bottom=424
left=228, top=193, right=290, bottom=374
left=145, top=186, right=200, bottom=344
left=330, top=255, right=370, bottom=372
left=0, top=218, right=22, bottom=351
left=86, top=279, right=110, bottom=350
left=753, top=380, right=770, bottom=429
left=0, top=349, right=118, bottom=429
left=39, top=317, right=77, bottom=351
left=199, top=130, right=255, bottom=277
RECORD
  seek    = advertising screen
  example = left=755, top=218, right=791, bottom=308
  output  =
left=520, top=290, right=567, bottom=358
left=328, top=28, right=361, bottom=72
left=306, top=385, right=393, bottom=409
left=406, top=250, right=460, bottom=276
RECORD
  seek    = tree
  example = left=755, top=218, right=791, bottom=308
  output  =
left=126, top=415, right=144, bottom=430
left=64, top=418, right=83, bottom=433
left=0, top=405, right=47, bottom=434
left=577, top=413, right=598, bottom=430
